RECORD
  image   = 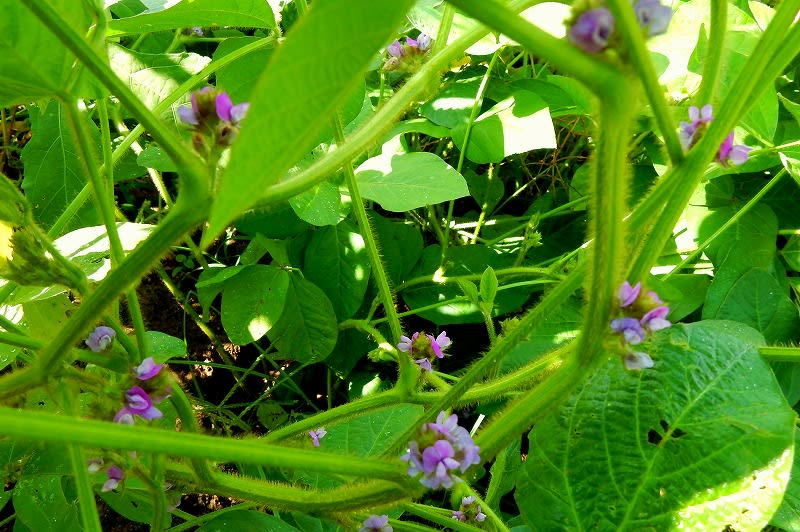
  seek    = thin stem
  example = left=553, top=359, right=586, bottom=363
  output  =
left=696, top=0, right=727, bottom=106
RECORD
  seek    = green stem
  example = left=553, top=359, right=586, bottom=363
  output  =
left=333, top=119, right=403, bottom=345
left=760, top=346, right=800, bottom=362
left=605, top=0, right=683, bottom=164
left=168, top=386, right=215, bottom=484
left=0, top=205, right=207, bottom=401
left=663, top=169, right=786, bottom=280
left=60, top=384, right=102, bottom=532
left=445, top=0, right=625, bottom=97
left=22, top=1, right=210, bottom=205
left=253, top=0, right=544, bottom=208
left=0, top=406, right=409, bottom=482
left=696, top=0, right=727, bottom=106
left=401, top=502, right=482, bottom=531
left=433, top=4, right=455, bottom=57
left=442, top=49, right=500, bottom=266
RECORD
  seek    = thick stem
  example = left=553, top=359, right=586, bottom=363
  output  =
left=696, top=0, right=727, bottom=106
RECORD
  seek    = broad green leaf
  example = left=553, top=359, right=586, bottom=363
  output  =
left=500, top=298, right=581, bottom=373
left=707, top=268, right=800, bottom=343
left=195, top=265, right=245, bottom=317
left=221, top=265, right=289, bottom=345
left=13, top=476, right=81, bottom=532
left=451, top=90, right=557, bottom=164
left=213, top=37, right=275, bottom=103
left=197, top=511, right=298, bottom=531
left=0, top=1, right=93, bottom=105
left=289, top=180, right=346, bottom=226
left=465, top=168, right=505, bottom=213
left=21, top=295, right=70, bottom=343
left=651, top=273, right=710, bottom=322
left=267, top=273, right=338, bottom=362
left=107, top=44, right=210, bottom=115
left=771, top=428, right=800, bottom=530
left=204, top=0, right=415, bottom=247
left=137, top=146, right=177, bottom=172
left=298, top=404, right=423, bottom=489
left=21, top=101, right=100, bottom=232
left=517, top=321, right=795, bottom=530
left=419, top=74, right=482, bottom=128
left=370, top=212, right=423, bottom=286
left=303, top=221, right=371, bottom=321
left=355, top=152, right=469, bottom=212
left=144, top=331, right=186, bottom=361
left=782, top=234, right=800, bottom=272
left=108, top=0, right=276, bottom=36
left=99, top=490, right=154, bottom=524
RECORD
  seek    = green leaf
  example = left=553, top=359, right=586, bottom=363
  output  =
left=137, top=146, right=177, bottom=172
left=195, top=265, right=245, bottom=317
left=651, top=273, right=710, bottom=322
left=213, top=37, right=275, bottom=103
left=99, top=490, right=153, bottom=524
left=204, top=0, right=415, bottom=247
left=419, top=74, right=482, bottom=128
left=13, top=476, right=81, bottom=532
left=220, top=265, right=289, bottom=345
left=303, top=221, right=371, bottom=321
left=782, top=234, right=800, bottom=272
left=107, top=44, right=210, bottom=116
left=771, top=428, right=800, bottom=530
left=705, top=268, right=800, bottom=343
left=267, top=273, right=338, bottom=362
left=107, top=0, right=276, bottom=36
left=197, top=511, right=298, bottom=532
left=451, top=90, right=557, bottom=164
left=480, top=266, right=498, bottom=305
left=298, top=404, right=423, bottom=489
left=517, top=321, right=795, bottom=530
left=370, top=212, right=423, bottom=286
left=403, top=245, right=536, bottom=325
left=0, top=1, right=93, bottom=106
left=355, top=152, right=469, bottom=212
left=21, top=101, right=100, bottom=232
left=144, top=331, right=186, bottom=361
left=288, top=180, right=346, bottom=226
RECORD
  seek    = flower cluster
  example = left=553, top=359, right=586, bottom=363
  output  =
left=568, top=0, right=672, bottom=54
left=178, top=87, right=250, bottom=152
left=452, top=495, right=487, bottom=523
left=85, top=326, right=116, bottom=352
left=397, top=331, right=451, bottom=372
left=114, top=357, right=170, bottom=425
left=383, top=33, right=433, bottom=72
left=610, top=281, right=671, bottom=370
left=360, top=514, right=392, bottom=532
left=401, top=411, right=480, bottom=489
left=308, top=427, right=326, bottom=447
left=679, top=104, right=752, bottom=166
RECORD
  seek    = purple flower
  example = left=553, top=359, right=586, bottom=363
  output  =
left=115, top=386, right=163, bottom=422
left=214, top=92, right=249, bottom=125
left=134, top=357, right=164, bottom=381
left=387, top=40, right=404, bottom=58
left=102, top=465, right=124, bottom=492
left=415, top=358, right=433, bottom=372
left=718, top=132, right=752, bottom=166
left=679, top=104, right=751, bottom=165
left=85, top=326, right=115, bottom=352
left=408, top=33, right=432, bottom=51
left=610, top=317, right=646, bottom=345
left=399, top=331, right=452, bottom=373
left=568, top=8, right=615, bottom=53
left=453, top=495, right=487, bottom=523
left=623, top=351, right=654, bottom=370
left=360, top=514, right=392, bottom=532
left=397, top=333, right=417, bottom=353
left=87, top=459, right=103, bottom=474
left=641, top=306, right=671, bottom=331
left=401, top=411, right=480, bottom=489
left=634, top=0, right=672, bottom=36
left=619, top=281, right=641, bottom=308
left=309, top=427, right=326, bottom=447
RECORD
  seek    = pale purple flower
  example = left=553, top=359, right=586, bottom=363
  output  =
left=115, top=386, right=163, bottom=422
left=397, top=333, right=417, bottom=353
left=624, top=351, right=654, bottom=370
left=452, top=495, right=486, bottom=523
left=415, top=358, right=433, bottom=372
left=214, top=92, right=249, bottom=125
left=641, top=306, right=671, bottom=331
left=360, top=514, right=392, bottom=532
left=619, top=281, right=641, bottom=307
left=634, top=0, right=672, bottom=36
left=87, top=459, right=103, bottom=474
left=309, top=427, right=326, bottom=447
left=401, top=411, right=480, bottom=489
left=191, top=26, right=204, bottom=37
left=134, top=357, right=164, bottom=381
left=102, top=465, right=124, bottom=492
left=85, top=326, right=115, bottom=352
left=679, top=104, right=713, bottom=150
left=610, top=317, right=646, bottom=345
left=387, top=40, right=404, bottom=58
left=718, top=132, right=752, bottom=166
left=452, top=510, right=467, bottom=521
left=408, top=33, right=432, bottom=51
left=569, top=8, right=615, bottom=53
left=400, top=331, right=451, bottom=373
